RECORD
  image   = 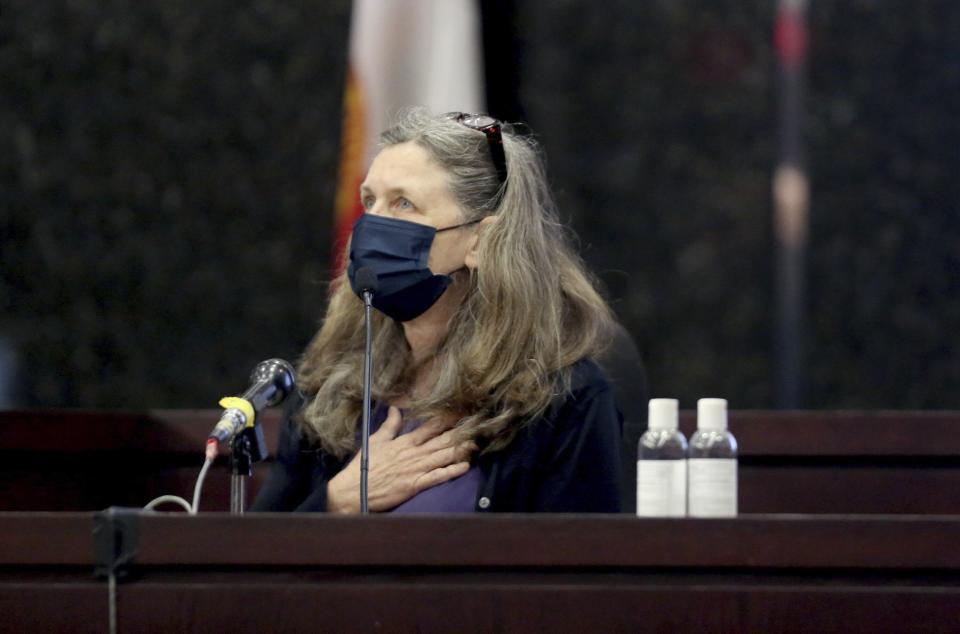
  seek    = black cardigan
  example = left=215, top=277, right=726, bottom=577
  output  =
left=250, top=358, right=623, bottom=513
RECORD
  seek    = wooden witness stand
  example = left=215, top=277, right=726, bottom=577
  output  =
left=3, top=513, right=960, bottom=633
left=1, top=410, right=959, bottom=632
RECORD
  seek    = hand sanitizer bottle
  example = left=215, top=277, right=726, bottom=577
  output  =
left=636, top=398, right=688, bottom=517
left=688, top=398, right=738, bottom=517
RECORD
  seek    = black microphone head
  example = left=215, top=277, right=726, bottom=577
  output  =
left=354, top=267, right=379, bottom=295
left=249, top=358, right=296, bottom=406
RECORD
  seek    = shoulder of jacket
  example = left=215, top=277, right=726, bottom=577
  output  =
left=534, top=357, right=612, bottom=427
left=567, top=357, right=612, bottom=395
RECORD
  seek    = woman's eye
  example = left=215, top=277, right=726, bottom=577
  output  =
left=361, top=196, right=375, bottom=210
left=394, top=197, right=414, bottom=210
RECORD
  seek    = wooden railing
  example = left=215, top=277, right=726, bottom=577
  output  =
left=2, top=409, right=958, bottom=513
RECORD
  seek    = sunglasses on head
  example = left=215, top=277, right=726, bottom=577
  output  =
left=443, top=112, right=508, bottom=187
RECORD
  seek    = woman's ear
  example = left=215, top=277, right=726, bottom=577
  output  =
left=464, top=215, right=499, bottom=271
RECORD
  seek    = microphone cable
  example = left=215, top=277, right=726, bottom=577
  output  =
left=143, top=445, right=215, bottom=514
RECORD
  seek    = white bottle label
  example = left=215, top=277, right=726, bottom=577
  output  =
left=636, top=459, right=687, bottom=517
left=688, top=458, right=738, bottom=517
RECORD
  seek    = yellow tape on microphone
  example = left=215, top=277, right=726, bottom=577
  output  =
left=218, top=396, right=256, bottom=428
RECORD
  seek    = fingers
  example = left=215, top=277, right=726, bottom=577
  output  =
left=458, top=440, right=479, bottom=462
left=420, top=440, right=477, bottom=471
left=417, top=427, right=458, bottom=451
left=412, top=461, right=472, bottom=493
left=373, top=406, right=404, bottom=440
left=404, top=417, right=449, bottom=445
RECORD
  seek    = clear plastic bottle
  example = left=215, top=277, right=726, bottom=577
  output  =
left=688, top=398, right=738, bottom=517
left=636, top=398, right=688, bottom=517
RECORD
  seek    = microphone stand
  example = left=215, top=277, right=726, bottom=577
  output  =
left=230, top=430, right=253, bottom=514
left=228, top=411, right=270, bottom=515
left=360, top=289, right=375, bottom=514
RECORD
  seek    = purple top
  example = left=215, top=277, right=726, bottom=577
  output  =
left=364, top=403, right=481, bottom=514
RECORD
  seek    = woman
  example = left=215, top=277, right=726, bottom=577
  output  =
left=252, top=109, right=622, bottom=513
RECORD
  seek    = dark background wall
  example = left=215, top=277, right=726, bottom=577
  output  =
left=487, top=0, right=959, bottom=409
left=1, top=1, right=958, bottom=409
left=1, top=1, right=350, bottom=407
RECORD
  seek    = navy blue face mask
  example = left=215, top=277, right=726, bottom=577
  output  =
left=347, top=214, right=480, bottom=322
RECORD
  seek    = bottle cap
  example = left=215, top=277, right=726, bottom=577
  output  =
left=697, top=398, right=728, bottom=431
left=648, top=398, right=679, bottom=431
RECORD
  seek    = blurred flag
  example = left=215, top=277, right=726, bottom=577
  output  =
left=332, top=0, right=486, bottom=268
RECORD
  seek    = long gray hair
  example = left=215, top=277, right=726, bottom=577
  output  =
left=298, top=108, right=614, bottom=458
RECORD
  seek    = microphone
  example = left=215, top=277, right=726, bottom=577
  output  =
left=355, top=267, right=379, bottom=302
left=355, top=267, right=378, bottom=514
left=208, top=358, right=297, bottom=448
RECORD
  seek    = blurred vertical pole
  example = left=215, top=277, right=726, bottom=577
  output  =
left=773, top=0, right=809, bottom=408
